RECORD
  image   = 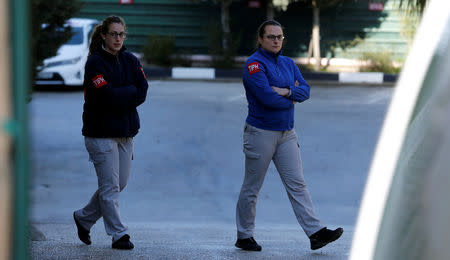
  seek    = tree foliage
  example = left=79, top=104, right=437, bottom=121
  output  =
left=31, top=0, right=82, bottom=76
left=400, top=0, right=428, bottom=13
left=299, top=0, right=345, bottom=8
left=190, top=0, right=234, bottom=49
left=273, top=0, right=345, bottom=10
left=278, top=0, right=347, bottom=70
left=191, top=0, right=239, bottom=68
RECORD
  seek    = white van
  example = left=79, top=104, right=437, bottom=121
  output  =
left=35, top=18, right=99, bottom=87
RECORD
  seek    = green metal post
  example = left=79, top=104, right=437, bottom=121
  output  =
left=11, top=0, right=30, bottom=259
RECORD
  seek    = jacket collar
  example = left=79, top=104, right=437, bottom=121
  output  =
left=257, top=47, right=282, bottom=62
left=99, top=45, right=127, bottom=61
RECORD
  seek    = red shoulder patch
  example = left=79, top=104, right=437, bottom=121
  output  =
left=140, top=66, right=146, bottom=78
left=248, top=62, right=260, bottom=75
left=92, top=74, right=107, bottom=88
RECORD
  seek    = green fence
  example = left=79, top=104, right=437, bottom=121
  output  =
left=78, top=0, right=219, bottom=54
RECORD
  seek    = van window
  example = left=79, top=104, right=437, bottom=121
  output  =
left=66, top=27, right=83, bottom=45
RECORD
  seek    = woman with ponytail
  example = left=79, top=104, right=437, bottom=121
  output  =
left=73, top=15, right=148, bottom=250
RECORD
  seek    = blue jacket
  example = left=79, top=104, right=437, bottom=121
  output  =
left=243, top=48, right=310, bottom=131
left=82, top=46, right=148, bottom=138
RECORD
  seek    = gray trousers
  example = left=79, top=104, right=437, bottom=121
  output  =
left=75, top=137, right=133, bottom=242
left=236, top=123, right=324, bottom=239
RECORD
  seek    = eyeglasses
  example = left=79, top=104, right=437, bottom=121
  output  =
left=106, top=31, right=127, bottom=39
left=265, top=34, right=285, bottom=41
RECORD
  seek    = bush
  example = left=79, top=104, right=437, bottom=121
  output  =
left=400, top=9, right=420, bottom=48
left=360, top=50, right=402, bottom=74
left=142, top=35, right=175, bottom=67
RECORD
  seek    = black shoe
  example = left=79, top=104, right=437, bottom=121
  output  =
left=73, top=212, right=91, bottom=245
left=112, top=234, right=134, bottom=250
left=309, top=227, right=343, bottom=250
left=235, top=237, right=262, bottom=251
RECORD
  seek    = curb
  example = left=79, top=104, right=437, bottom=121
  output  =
left=143, top=67, right=398, bottom=85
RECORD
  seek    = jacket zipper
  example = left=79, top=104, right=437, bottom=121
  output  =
left=275, top=57, right=280, bottom=77
left=115, top=55, right=122, bottom=84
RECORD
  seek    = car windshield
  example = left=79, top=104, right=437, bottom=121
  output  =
left=66, top=26, right=83, bottom=45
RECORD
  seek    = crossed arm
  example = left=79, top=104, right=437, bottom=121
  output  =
left=272, top=64, right=310, bottom=104
left=271, top=80, right=299, bottom=97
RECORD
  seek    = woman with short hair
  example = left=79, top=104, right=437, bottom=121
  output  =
left=235, top=20, right=343, bottom=251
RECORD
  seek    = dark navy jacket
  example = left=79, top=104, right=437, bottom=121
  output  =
left=82, top=46, right=148, bottom=138
left=243, top=48, right=310, bottom=131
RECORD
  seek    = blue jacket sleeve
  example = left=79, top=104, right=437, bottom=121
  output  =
left=132, top=58, right=149, bottom=107
left=243, top=60, right=294, bottom=110
left=85, top=58, right=137, bottom=112
left=288, top=60, right=310, bottom=103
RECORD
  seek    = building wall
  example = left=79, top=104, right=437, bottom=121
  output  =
left=77, top=0, right=411, bottom=61
left=77, top=0, right=219, bottom=54
left=319, top=0, right=410, bottom=60
left=239, top=0, right=410, bottom=60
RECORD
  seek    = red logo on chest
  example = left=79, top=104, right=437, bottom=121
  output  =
left=248, top=62, right=260, bottom=75
left=92, top=74, right=107, bottom=88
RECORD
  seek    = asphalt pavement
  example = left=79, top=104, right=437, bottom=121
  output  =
left=29, top=80, right=392, bottom=259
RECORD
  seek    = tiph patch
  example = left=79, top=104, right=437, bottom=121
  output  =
left=92, top=74, right=107, bottom=88
left=248, top=62, right=260, bottom=75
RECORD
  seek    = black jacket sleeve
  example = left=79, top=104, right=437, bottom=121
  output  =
left=132, top=57, right=149, bottom=107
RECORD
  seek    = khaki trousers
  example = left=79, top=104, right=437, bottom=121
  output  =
left=75, top=137, right=133, bottom=242
left=236, top=123, right=323, bottom=238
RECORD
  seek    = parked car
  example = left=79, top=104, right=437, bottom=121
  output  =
left=35, top=18, right=99, bottom=87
